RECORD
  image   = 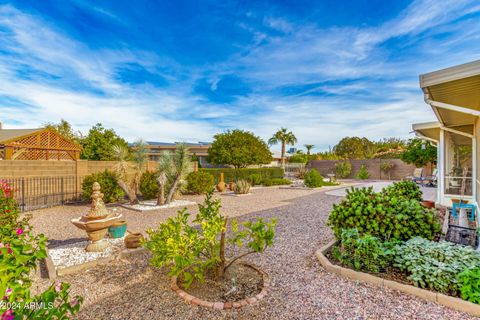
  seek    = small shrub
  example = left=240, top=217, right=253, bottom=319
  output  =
left=332, top=229, right=397, bottom=273
left=186, top=171, right=215, bottom=194
left=458, top=267, right=480, bottom=304
left=394, top=237, right=480, bottom=294
left=144, top=192, right=276, bottom=288
left=380, top=161, right=394, bottom=179
left=304, top=169, right=324, bottom=188
left=328, top=186, right=441, bottom=241
left=335, top=161, right=352, bottom=178
left=382, top=180, right=422, bottom=201
left=262, top=178, right=292, bottom=186
left=82, top=170, right=124, bottom=203
left=296, top=166, right=307, bottom=179
left=356, top=165, right=370, bottom=180
left=247, top=173, right=263, bottom=185
left=234, top=179, right=251, bottom=194
left=139, top=171, right=159, bottom=199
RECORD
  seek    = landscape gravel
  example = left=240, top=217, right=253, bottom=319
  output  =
left=121, top=199, right=197, bottom=212
left=30, top=186, right=478, bottom=320
left=48, top=237, right=125, bottom=269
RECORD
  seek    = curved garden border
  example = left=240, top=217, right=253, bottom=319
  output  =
left=170, top=262, right=269, bottom=310
left=316, top=239, right=480, bottom=317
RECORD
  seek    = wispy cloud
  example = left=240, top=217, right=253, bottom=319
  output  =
left=0, top=1, right=479, bottom=151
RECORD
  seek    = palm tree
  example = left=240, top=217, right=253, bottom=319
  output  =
left=268, top=128, right=297, bottom=167
left=304, top=144, right=314, bottom=156
left=157, top=143, right=192, bottom=204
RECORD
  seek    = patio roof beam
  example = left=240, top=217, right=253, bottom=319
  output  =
left=426, top=99, right=480, bottom=118
left=439, top=125, right=474, bottom=139
left=414, top=133, right=438, bottom=145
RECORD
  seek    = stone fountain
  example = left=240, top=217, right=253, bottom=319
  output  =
left=71, top=182, right=122, bottom=252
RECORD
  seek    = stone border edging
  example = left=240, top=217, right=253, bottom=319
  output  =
left=316, top=240, right=480, bottom=317
left=44, top=247, right=147, bottom=278
left=171, top=262, right=269, bottom=310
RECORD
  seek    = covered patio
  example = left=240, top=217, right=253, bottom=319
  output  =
left=413, top=59, right=480, bottom=227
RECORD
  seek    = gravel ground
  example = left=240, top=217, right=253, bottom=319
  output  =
left=30, top=186, right=478, bottom=320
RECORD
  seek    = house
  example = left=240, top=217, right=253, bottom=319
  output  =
left=412, top=60, right=480, bottom=220
left=0, top=125, right=81, bottom=160
left=144, top=141, right=211, bottom=166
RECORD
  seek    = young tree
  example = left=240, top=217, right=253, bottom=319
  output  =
left=400, top=138, right=437, bottom=167
left=81, top=123, right=129, bottom=160
left=268, top=128, right=297, bottom=167
left=208, top=130, right=272, bottom=168
left=158, top=143, right=192, bottom=204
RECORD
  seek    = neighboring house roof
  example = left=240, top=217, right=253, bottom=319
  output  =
left=0, top=128, right=43, bottom=144
left=145, top=141, right=211, bottom=147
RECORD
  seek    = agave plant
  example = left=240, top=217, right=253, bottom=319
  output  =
left=234, top=179, right=251, bottom=194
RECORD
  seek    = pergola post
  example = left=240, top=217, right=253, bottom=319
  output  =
left=4, top=146, right=13, bottom=160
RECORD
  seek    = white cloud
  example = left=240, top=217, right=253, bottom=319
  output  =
left=0, top=0, right=478, bottom=151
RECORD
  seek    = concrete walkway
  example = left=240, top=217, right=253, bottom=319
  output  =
left=326, top=180, right=437, bottom=201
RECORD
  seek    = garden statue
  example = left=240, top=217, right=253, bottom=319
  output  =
left=71, top=182, right=122, bottom=252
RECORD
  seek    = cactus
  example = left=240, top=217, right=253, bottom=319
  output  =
left=234, top=179, right=251, bottom=194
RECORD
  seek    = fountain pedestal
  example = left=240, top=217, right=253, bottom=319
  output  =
left=71, top=182, right=121, bottom=252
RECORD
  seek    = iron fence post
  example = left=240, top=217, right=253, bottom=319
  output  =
left=61, top=177, right=64, bottom=205
left=21, top=177, right=25, bottom=212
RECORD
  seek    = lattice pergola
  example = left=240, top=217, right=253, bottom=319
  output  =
left=0, top=129, right=81, bottom=160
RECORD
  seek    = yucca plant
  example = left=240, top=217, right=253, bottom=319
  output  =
left=157, top=143, right=192, bottom=204
left=111, top=139, right=148, bottom=204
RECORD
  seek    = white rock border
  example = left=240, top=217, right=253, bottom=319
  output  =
left=121, top=199, right=197, bottom=212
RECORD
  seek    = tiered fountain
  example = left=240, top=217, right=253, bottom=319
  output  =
left=71, top=182, right=122, bottom=252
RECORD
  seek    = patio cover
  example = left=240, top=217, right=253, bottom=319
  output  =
left=420, top=60, right=480, bottom=127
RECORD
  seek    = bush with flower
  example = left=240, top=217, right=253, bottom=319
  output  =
left=0, top=180, right=82, bottom=319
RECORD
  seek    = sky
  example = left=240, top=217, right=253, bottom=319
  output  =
left=0, top=0, right=479, bottom=152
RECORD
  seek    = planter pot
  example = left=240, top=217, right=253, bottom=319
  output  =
left=108, top=220, right=127, bottom=238
left=125, top=232, right=144, bottom=248
left=228, top=182, right=235, bottom=191
left=421, top=200, right=435, bottom=209
left=216, top=182, right=226, bottom=192
left=171, top=262, right=269, bottom=310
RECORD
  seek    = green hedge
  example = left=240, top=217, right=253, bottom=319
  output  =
left=200, top=167, right=284, bottom=183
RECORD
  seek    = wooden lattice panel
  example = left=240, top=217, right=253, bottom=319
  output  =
left=5, top=129, right=81, bottom=160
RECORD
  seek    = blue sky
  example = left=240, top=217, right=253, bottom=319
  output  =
left=0, top=1, right=479, bottom=151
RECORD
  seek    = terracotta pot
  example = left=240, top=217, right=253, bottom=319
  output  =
left=125, top=232, right=144, bottom=249
left=421, top=200, right=435, bottom=209
left=228, top=182, right=235, bottom=191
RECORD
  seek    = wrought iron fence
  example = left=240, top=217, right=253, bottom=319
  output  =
left=0, top=176, right=86, bottom=212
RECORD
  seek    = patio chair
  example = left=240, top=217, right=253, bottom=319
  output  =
left=406, top=168, right=424, bottom=185
left=423, top=169, right=437, bottom=187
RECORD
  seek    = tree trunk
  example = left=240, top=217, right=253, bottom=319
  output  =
left=157, top=183, right=165, bottom=206
left=215, top=219, right=228, bottom=280
left=165, top=175, right=180, bottom=204
left=281, top=142, right=286, bottom=167
left=118, top=180, right=138, bottom=204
